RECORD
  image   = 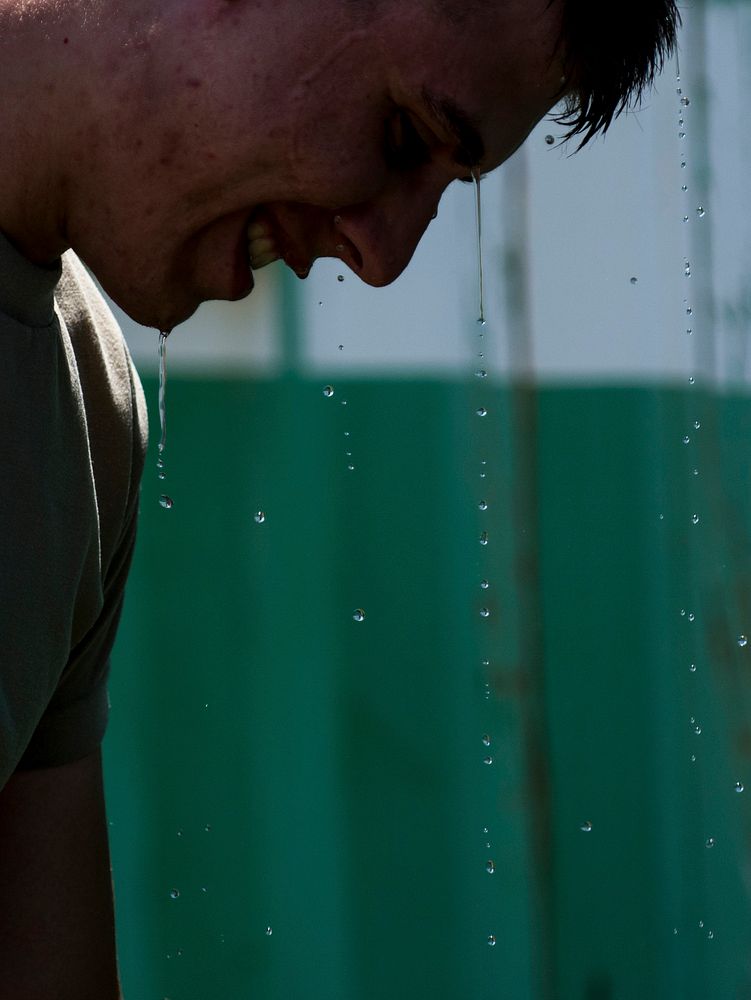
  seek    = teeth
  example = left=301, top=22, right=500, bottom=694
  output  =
left=247, top=213, right=280, bottom=270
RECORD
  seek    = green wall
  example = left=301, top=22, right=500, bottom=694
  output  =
left=104, top=375, right=751, bottom=1000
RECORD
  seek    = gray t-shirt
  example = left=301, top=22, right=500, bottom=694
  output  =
left=0, top=231, right=148, bottom=788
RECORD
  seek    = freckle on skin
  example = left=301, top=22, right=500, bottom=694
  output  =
left=63, top=37, right=69, bottom=44
left=186, top=78, right=203, bottom=89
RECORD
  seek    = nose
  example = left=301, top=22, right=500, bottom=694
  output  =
left=335, top=178, right=447, bottom=288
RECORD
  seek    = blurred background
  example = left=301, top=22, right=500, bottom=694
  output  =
left=101, top=2, right=751, bottom=997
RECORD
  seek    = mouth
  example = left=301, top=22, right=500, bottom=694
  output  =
left=247, top=208, right=311, bottom=279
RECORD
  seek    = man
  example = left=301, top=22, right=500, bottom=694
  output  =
left=0, top=0, right=679, bottom=995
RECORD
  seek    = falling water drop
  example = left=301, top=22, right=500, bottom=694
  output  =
left=480, top=608, right=491, bottom=619
left=680, top=96, right=690, bottom=106
left=254, top=511, right=266, bottom=524
left=476, top=406, right=488, bottom=417
left=705, top=837, right=715, bottom=849
left=735, top=781, right=745, bottom=793
left=480, top=579, right=490, bottom=590
left=482, top=735, right=491, bottom=747
left=478, top=500, right=488, bottom=511
left=630, top=276, right=638, bottom=285
left=691, top=514, right=700, bottom=525
left=265, top=927, right=273, bottom=936
left=323, top=385, right=335, bottom=398
left=487, top=935, right=497, bottom=947
left=738, top=635, right=748, bottom=648
left=580, top=821, right=593, bottom=833
left=697, top=206, right=705, bottom=218
left=485, top=860, right=496, bottom=874
left=352, top=609, right=365, bottom=622
left=170, top=889, right=180, bottom=900
left=159, top=495, right=174, bottom=510
left=473, top=169, right=485, bottom=325
left=479, top=531, right=489, bottom=546
left=544, top=134, right=554, bottom=145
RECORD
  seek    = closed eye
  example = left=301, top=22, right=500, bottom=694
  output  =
left=384, top=109, right=431, bottom=171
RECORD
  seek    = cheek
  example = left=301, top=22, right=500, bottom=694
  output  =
left=288, top=98, right=390, bottom=208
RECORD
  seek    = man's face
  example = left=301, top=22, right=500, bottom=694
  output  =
left=70, top=0, right=564, bottom=329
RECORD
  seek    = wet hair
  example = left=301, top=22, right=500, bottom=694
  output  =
left=351, top=0, right=682, bottom=150
left=549, top=0, right=682, bottom=149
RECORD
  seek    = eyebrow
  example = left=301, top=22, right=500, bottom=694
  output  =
left=420, top=87, right=486, bottom=170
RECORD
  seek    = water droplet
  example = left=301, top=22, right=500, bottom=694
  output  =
left=681, top=184, right=688, bottom=192
left=265, top=926, right=273, bottom=936
left=683, top=215, right=689, bottom=223
left=688, top=376, right=695, bottom=385
left=697, top=205, right=706, bottom=218
left=323, top=385, right=334, bottom=397
left=482, top=735, right=491, bottom=747
left=337, top=274, right=344, bottom=282
left=170, top=889, right=180, bottom=899
left=630, top=276, right=638, bottom=285
left=485, top=860, right=496, bottom=874
left=205, top=824, right=212, bottom=832
left=698, top=920, right=704, bottom=929
left=338, top=344, right=344, bottom=351
left=476, top=406, right=488, bottom=417
left=254, top=510, right=266, bottom=524
left=680, top=609, right=686, bottom=617
left=707, top=930, right=714, bottom=940
left=545, top=134, right=555, bottom=145
left=689, top=663, right=696, bottom=672
left=580, top=821, right=592, bottom=833
left=691, top=513, right=700, bottom=525
left=475, top=369, right=488, bottom=379
left=688, top=612, right=695, bottom=622
left=483, top=826, right=489, bottom=834
left=738, top=634, right=748, bottom=647
left=483, top=756, right=493, bottom=765
left=201, top=886, right=208, bottom=893
left=693, top=420, right=701, bottom=429
left=478, top=500, right=488, bottom=511
left=686, top=306, right=693, bottom=315
left=176, top=829, right=183, bottom=838
left=487, top=935, right=497, bottom=947
left=480, top=579, right=490, bottom=590
left=159, top=495, right=174, bottom=510
left=690, top=754, right=696, bottom=762
left=694, top=724, right=702, bottom=734
left=480, top=607, right=490, bottom=619
left=683, top=435, right=690, bottom=445
left=352, top=609, right=365, bottom=622
left=335, top=244, right=345, bottom=253
left=684, top=263, right=691, bottom=276
left=347, top=464, right=355, bottom=471
left=705, top=837, right=715, bottom=848
left=659, top=513, right=664, bottom=520
left=341, top=399, right=348, bottom=406
left=479, top=531, right=488, bottom=546
left=679, top=131, right=686, bottom=139
left=735, top=781, right=745, bottom=793
left=680, top=96, right=690, bottom=106
left=673, top=927, right=679, bottom=935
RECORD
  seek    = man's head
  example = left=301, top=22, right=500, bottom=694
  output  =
left=0, top=0, right=679, bottom=330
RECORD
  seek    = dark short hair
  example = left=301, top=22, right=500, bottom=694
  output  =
left=550, top=0, right=682, bottom=149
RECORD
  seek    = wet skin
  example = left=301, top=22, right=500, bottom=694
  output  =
left=3, top=0, right=565, bottom=330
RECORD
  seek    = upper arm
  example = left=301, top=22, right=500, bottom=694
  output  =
left=0, top=748, right=122, bottom=1000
